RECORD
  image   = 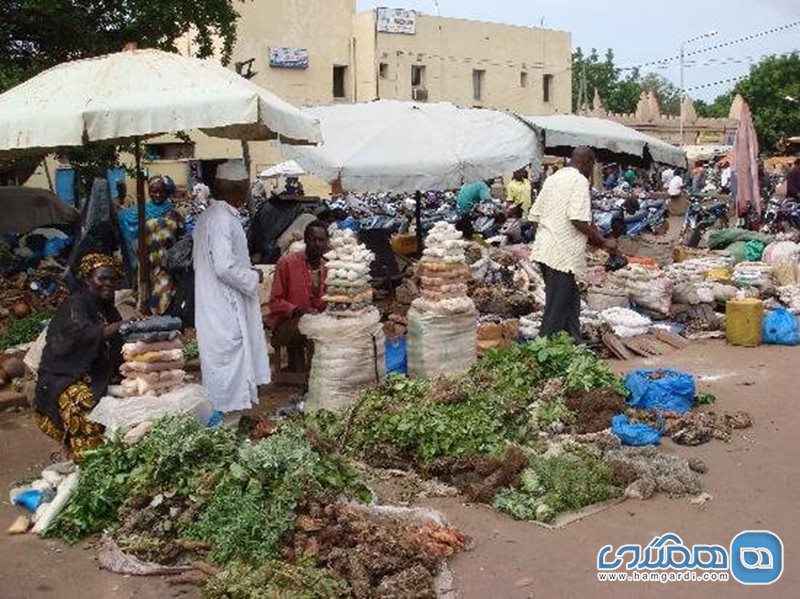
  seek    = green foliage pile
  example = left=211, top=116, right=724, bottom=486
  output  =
left=309, top=335, right=626, bottom=520
left=0, top=310, right=53, bottom=351
left=47, top=417, right=368, bottom=563
left=493, top=445, right=622, bottom=523
left=203, top=558, right=346, bottom=599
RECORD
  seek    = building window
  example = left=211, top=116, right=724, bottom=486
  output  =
left=333, top=65, right=347, bottom=99
left=473, top=69, right=485, bottom=102
left=543, top=74, right=553, bottom=103
left=379, top=63, right=388, bottom=78
left=520, top=71, right=528, bottom=88
left=411, top=64, right=426, bottom=88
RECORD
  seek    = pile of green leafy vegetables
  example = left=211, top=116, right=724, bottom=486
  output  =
left=308, top=334, right=626, bottom=522
left=47, top=417, right=370, bottom=565
left=0, top=310, right=53, bottom=351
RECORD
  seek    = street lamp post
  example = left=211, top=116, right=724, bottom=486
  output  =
left=679, top=30, right=718, bottom=146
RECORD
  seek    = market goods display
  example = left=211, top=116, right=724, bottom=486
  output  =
left=733, top=262, right=773, bottom=289
left=608, top=264, right=673, bottom=315
left=310, top=336, right=650, bottom=524
left=38, top=416, right=465, bottom=596
left=408, top=223, right=477, bottom=377
left=117, top=316, right=185, bottom=398
left=586, top=284, right=629, bottom=311
left=776, top=286, right=800, bottom=313
left=322, top=229, right=375, bottom=315
left=600, top=307, right=651, bottom=338
left=300, top=229, right=386, bottom=409
left=476, top=316, right=519, bottom=355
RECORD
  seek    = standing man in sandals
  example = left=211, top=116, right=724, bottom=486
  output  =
left=193, top=161, right=270, bottom=426
left=530, top=147, right=617, bottom=342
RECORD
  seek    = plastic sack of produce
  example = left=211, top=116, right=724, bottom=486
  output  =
left=762, top=240, right=800, bottom=265
left=611, top=414, right=662, bottom=446
left=600, top=307, right=651, bottom=338
left=624, top=369, right=695, bottom=414
left=744, top=239, right=766, bottom=262
left=611, top=265, right=673, bottom=315
left=89, top=384, right=213, bottom=435
left=407, top=305, right=477, bottom=378
left=300, top=308, right=386, bottom=410
left=385, top=336, right=408, bottom=374
left=762, top=307, right=800, bottom=346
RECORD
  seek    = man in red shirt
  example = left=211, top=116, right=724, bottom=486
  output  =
left=268, top=221, right=329, bottom=367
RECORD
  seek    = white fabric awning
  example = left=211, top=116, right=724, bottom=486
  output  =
left=279, top=100, right=541, bottom=193
left=518, top=114, right=687, bottom=168
left=258, top=160, right=306, bottom=179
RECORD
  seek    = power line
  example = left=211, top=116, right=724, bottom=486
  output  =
left=618, top=20, right=800, bottom=71
left=685, top=76, right=748, bottom=92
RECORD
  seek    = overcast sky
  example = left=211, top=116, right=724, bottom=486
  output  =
left=357, top=0, right=800, bottom=101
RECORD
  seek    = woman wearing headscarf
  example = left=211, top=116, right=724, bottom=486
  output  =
left=117, top=175, right=184, bottom=314
left=34, top=253, right=128, bottom=459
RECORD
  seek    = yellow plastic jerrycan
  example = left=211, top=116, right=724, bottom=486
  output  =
left=726, top=298, right=763, bottom=347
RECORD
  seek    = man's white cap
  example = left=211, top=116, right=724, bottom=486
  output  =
left=216, top=160, right=249, bottom=182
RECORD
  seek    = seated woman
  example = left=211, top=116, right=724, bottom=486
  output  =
left=34, top=253, right=128, bottom=460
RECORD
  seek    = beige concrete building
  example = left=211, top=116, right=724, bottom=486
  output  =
left=26, top=2, right=572, bottom=197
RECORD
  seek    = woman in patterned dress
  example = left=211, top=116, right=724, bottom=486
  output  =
left=118, top=176, right=184, bottom=314
left=33, top=253, right=128, bottom=460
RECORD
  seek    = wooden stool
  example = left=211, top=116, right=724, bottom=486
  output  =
left=270, top=338, right=312, bottom=387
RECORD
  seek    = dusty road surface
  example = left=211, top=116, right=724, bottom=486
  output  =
left=0, top=340, right=797, bottom=599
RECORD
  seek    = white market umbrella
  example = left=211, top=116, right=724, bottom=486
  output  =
left=0, top=48, right=321, bottom=154
left=0, top=48, right=321, bottom=310
left=278, top=100, right=540, bottom=193
left=258, top=160, right=306, bottom=179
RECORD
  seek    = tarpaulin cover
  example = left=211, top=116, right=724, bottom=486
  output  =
left=625, top=369, right=695, bottom=414
left=0, top=187, right=79, bottom=234
left=611, top=414, right=662, bottom=446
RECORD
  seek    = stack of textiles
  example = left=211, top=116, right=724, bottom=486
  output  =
left=118, top=316, right=186, bottom=397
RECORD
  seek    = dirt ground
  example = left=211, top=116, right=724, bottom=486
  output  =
left=0, top=340, right=797, bottom=598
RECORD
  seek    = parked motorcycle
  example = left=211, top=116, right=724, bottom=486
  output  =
left=761, top=196, right=800, bottom=234
left=595, top=199, right=669, bottom=238
left=681, top=195, right=730, bottom=247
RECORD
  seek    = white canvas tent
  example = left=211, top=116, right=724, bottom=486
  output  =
left=518, top=114, right=686, bottom=168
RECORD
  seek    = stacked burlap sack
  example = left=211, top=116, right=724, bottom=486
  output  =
left=607, top=264, right=673, bottom=315
left=300, top=229, right=385, bottom=409
left=118, top=316, right=185, bottom=397
left=665, top=257, right=733, bottom=305
left=408, top=223, right=477, bottom=377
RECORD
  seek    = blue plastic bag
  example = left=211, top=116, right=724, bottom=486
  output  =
left=385, top=337, right=408, bottom=375
left=13, top=489, right=44, bottom=512
left=624, top=369, right=695, bottom=414
left=611, top=414, right=662, bottom=446
left=762, top=308, right=800, bottom=346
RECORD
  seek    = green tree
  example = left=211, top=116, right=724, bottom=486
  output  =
left=0, top=0, right=242, bottom=193
left=571, top=48, right=673, bottom=115
left=695, top=92, right=734, bottom=118
left=734, top=53, right=800, bottom=150
left=639, top=73, right=681, bottom=116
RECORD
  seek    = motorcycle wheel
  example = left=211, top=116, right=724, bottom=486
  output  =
left=684, top=227, right=702, bottom=248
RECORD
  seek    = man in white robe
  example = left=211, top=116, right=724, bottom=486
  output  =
left=193, top=161, right=270, bottom=424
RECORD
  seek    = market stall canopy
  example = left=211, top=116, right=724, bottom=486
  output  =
left=278, top=100, right=541, bottom=193
left=0, top=48, right=321, bottom=157
left=0, top=187, right=79, bottom=234
left=258, top=160, right=306, bottom=179
left=684, top=145, right=733, bottom=164
left=517, top=114, right=687, bottom=168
